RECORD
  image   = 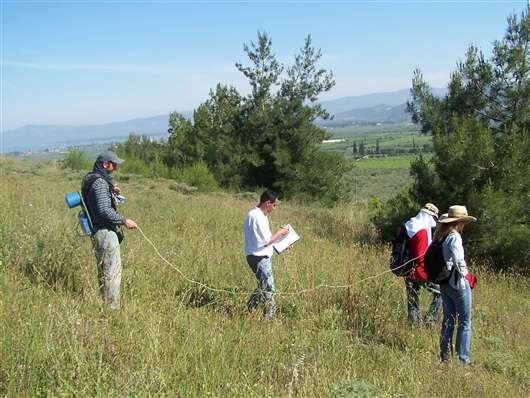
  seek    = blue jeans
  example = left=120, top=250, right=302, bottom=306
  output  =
left=246, top=255, right=276, bottom=319
left=440, top=280, right=472, bottom=363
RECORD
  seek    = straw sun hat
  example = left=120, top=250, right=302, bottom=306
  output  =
left=421, top=203, right=439, bottom=218
left=438, top=205, right=477, bottom=224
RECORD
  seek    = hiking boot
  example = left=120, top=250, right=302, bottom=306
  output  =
left=440, top=352, right=451, bottom=362
left=408, top=313, right=420, bottom=326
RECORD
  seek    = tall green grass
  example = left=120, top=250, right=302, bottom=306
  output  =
left=0, top=157, right=528, bottom=396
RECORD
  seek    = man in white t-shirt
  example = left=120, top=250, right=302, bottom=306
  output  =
left=244, top=191, right=289, bottom=319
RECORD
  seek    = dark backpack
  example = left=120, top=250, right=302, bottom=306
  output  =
left=389, top=226, right=413, bottom=277
left=81, top=172, right=124, bottom=243
left=424, top=237, right=451, bottom=283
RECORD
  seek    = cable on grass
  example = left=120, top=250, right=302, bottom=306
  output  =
left=137, top=226, right=425, bottom=297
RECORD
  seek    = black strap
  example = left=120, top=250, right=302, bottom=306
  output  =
left=81, top=172, right=104, bottom=201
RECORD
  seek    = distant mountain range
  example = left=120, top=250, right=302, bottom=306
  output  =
left=2, top=111, right=192, bottom=153
left=319, top=87, right=445, bottom=115
left=321, top=103, right=409, bottom=125
left=3, top=115, right=176, bottom=153
left=2, top=88, right=446, bottom=152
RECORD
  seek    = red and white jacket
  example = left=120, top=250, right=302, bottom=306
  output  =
left=405, top=210, right=437, bottom=282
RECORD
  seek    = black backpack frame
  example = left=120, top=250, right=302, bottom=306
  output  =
left=389, top=226, right=414, bottom=277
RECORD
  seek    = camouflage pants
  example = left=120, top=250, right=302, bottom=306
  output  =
left=93, top=229, right=122, bottom=310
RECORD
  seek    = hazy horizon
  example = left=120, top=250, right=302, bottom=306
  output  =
left=3, top=86, right=432, bottom=131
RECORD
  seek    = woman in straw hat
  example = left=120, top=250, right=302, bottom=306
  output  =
left=434, top=205, right=477, bottom=364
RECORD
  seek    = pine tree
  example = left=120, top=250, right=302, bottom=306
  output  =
left=162, top=32, right=351, bottom=204
left=359, top=141, right=365, bottom=156
left=376, top=6, right=530, bottom=267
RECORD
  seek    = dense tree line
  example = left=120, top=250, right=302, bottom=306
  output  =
left=373, top=7, right=530, bottom=269
left=114, top=33, right=352, bottom=205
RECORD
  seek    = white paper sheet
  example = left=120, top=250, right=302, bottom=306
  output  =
left=272, top=224, right=300, bottom=254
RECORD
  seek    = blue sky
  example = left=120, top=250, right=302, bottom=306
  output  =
left=1, top=1, right=527, bottom=131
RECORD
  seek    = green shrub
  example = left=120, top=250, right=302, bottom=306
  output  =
left=171, top=162, right=219, bottom=193
left=370, top=191, right=419, bottom=242
left=118, top=156, right=170, bottom=179
left=168, top=182, right=199, bottom=195
left=118, top=157, right=150, bottom=175
left=60, top=150, right=91, bottom=171
left=234, top=191, right=257, bottom=202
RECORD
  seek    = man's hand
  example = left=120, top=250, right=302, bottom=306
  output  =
left=113, top=185, right=122, bottom=195
left=278, top=227, right=289, bottom=236
left=124, top=219, right=138, bottom=229
left=267, top=226, right=290, bottom=247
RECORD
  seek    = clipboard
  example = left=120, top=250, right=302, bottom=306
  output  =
left=272, top=224, right=300, bottom=254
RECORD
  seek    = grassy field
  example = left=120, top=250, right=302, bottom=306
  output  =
left=1, top=157, right=529, bottom=396
left=346, top=155, right=421, bottom=202
left=320, top=123, right=432, bottom=158
left=325, top=122, right=420, bottom=138
left=319, top=123, right=432, bottom=201
left=352, top=156, right=418, bottom=170
left=321, top=134, right=432, bottom=157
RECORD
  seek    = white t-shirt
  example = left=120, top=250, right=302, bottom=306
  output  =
left=244, top=207, right=273, bottom=257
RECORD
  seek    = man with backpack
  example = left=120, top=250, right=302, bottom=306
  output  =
left=401, top=203, right=442, bottom=326
left=82, top=151, right=138, bottom=309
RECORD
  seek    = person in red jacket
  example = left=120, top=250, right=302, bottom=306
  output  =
left=404, top=203, right=441, bottom=326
